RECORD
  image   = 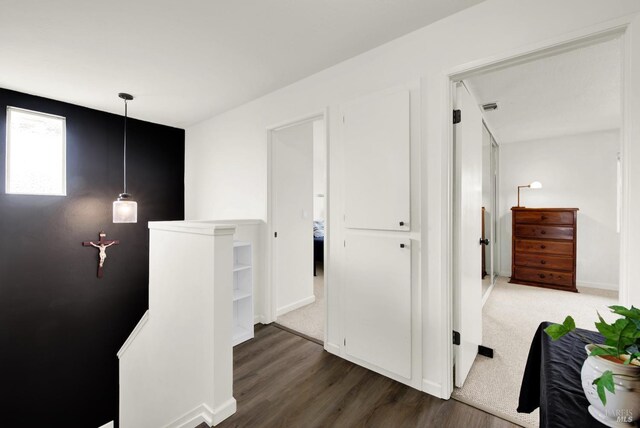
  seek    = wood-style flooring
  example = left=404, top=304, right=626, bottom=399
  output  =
left=210, top=324, right=519, bottom=428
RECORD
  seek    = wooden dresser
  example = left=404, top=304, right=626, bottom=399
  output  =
left=510, top=207, right=578, bottom=292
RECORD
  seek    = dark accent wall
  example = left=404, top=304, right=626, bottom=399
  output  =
left=0, top=88, right=185, bottom=427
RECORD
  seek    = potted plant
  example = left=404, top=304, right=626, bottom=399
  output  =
left=545, top=305, right=640, bottom=427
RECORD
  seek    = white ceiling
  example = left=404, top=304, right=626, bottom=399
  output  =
left=0, top=0, right=484, bottom=128
left=464, top=37, right=621, bottom=144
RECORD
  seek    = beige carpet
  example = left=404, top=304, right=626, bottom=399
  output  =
left=452, top=277, right=618, bottom=428
left=276, top=267, right=325, bottom=342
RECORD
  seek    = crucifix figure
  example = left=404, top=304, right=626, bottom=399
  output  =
left=82, top=231, right=119, bottom=278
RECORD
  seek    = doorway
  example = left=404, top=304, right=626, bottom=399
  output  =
left=268, top=114, right=327, bottom=343
left=450, top=33, right=625, bottom=427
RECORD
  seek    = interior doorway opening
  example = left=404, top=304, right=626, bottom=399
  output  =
left=450, top=33, right=625, bottom=427
left=268, top=114, right=327, bottom=344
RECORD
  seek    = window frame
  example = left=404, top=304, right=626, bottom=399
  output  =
left=5, top=106, right=67, bottom=196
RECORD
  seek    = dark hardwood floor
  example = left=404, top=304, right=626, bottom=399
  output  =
left=212, top=324, right=519, bottom=428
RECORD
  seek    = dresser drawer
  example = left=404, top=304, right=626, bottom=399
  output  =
left=513, top=267, right=574, bottom=287
left=514, top=210, right=575, bottom=225
left=515, top=225, right=574, bottom=240
left=514, top=253, right=573, bottom=271
left=514, top=239, right=574, bottom=256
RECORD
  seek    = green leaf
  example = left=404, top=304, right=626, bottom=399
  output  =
left=544, top=316, right=576, bottom=340
left=593, top=371, right=615, bottom=406
left=589, top=346, right=618, bottom=358
left=609, top=305, right=640, bottom=320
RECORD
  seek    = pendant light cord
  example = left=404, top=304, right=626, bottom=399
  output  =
left=123, top=98, right=128, bottom=195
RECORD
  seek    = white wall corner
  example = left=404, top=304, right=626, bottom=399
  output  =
left=98, top=421, right=114, bottom=428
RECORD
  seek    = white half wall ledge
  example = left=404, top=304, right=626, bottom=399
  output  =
left=276, top=295, right=316, bottom=317
left=148, top=221, right=237, bottom=236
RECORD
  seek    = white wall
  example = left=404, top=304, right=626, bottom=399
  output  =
left=185, top=0, right=640, bottom=399
left=313, top=120, right=327, bottom=221
left=272, top=122, right=315, bottom=315
left=499, top=130, right=620, bottom=289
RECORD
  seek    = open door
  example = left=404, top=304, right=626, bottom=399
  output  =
left=453, top=82, right=483, bottom=387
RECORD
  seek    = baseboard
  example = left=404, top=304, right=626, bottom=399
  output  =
left=164, top=403, right=213, bottom=428
left=98, top=421, right=114, bottom=428
left=499, top=271, right=511, bottom=278
left=577, top=280, right=618, bottom=291
left=422, top=379, right=446, bottom=399
left=211, top=398, right=237, bottom=426
left=163, top=399, right=236, bottom=428
left=276, top=295, right=315, bottom=316
left=254, top=314, right=266, bottom=324
left=117, top=310, right=149, bottom=359
left=325, top=342, right=340, bottom=355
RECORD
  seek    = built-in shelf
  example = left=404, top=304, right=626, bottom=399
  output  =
left=233, top=289, right=252, bottom=301
left=233, top=241, right=254, bottom=346
left=233, top=263, right=252, bottom=272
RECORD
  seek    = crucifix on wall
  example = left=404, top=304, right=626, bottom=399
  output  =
left=82, top=231, right=119, bottom=278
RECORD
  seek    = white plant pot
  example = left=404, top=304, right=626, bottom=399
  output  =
left=581, top=344, right=640, bottom=427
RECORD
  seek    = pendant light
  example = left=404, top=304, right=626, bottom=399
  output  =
left=113, top=93, right=137, bottom=223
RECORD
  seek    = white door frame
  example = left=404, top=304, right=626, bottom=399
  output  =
left=442, top=16, right=633, bottom=398
left=266, top=109, right=329, bottom=344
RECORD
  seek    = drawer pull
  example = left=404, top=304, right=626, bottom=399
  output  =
left=540, top=230, right=546, bottom=235
left=539, top=274, right=546, bottom=279
left=541, top=215, right=548, bottom=220
left=540, top=245, right=546, bottom=249
left=541, top=260, right=546, bottom=265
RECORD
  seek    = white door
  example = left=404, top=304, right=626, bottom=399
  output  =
left=453, top=83, right=483, bottom=387
left=345, top=234, right=412, bottom=379
left=272, top=121, right=315, bottom=316
left=343, top=89, right=410, bottom=231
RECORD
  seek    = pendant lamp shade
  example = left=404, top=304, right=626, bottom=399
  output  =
left=113, top=93, right=137, bottom=223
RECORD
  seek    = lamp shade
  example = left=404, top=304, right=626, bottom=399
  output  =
left=529, top=181, right=542, bottom=189
left=113, top=197, right=137, bottom=223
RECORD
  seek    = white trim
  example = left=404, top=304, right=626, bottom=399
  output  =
left=324, top=342, right=340, bottom=355
left=481, top=281, right=495, bottom=307
left=148, top=221, right=236, bottom=236
left=266, top=110, right=329, bottom=328
left=442, top=15, right=634, bottom=400
left=117, top=310, right=149, bottom=359
left=422, top=379, right=443, bottom=397
left=577, top=280, right=619, bottom=291
left=276, top=295, right=316, bottom=317
left=162, top=399, right=237, bottom=428
left=97, top=421, right=114, bottom=428
left=210, top=398, right=238, bottom=426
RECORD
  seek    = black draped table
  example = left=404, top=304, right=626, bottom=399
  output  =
left=517, top=321, right=610, bottom=428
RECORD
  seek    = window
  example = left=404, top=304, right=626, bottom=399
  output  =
left=6, top=107, right=66, bottom=195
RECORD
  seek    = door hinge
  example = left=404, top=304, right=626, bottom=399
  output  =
left=453, top=330, right=461, bottom=345
left=274, top=232, right=278, bottom=238
left=342, top=115, right=345, bottom=124
left=344, top=338, right=346, bottom=346
left=453, top=109, right=461, bottom=124
left=344, top=240, right=346, bottom=247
